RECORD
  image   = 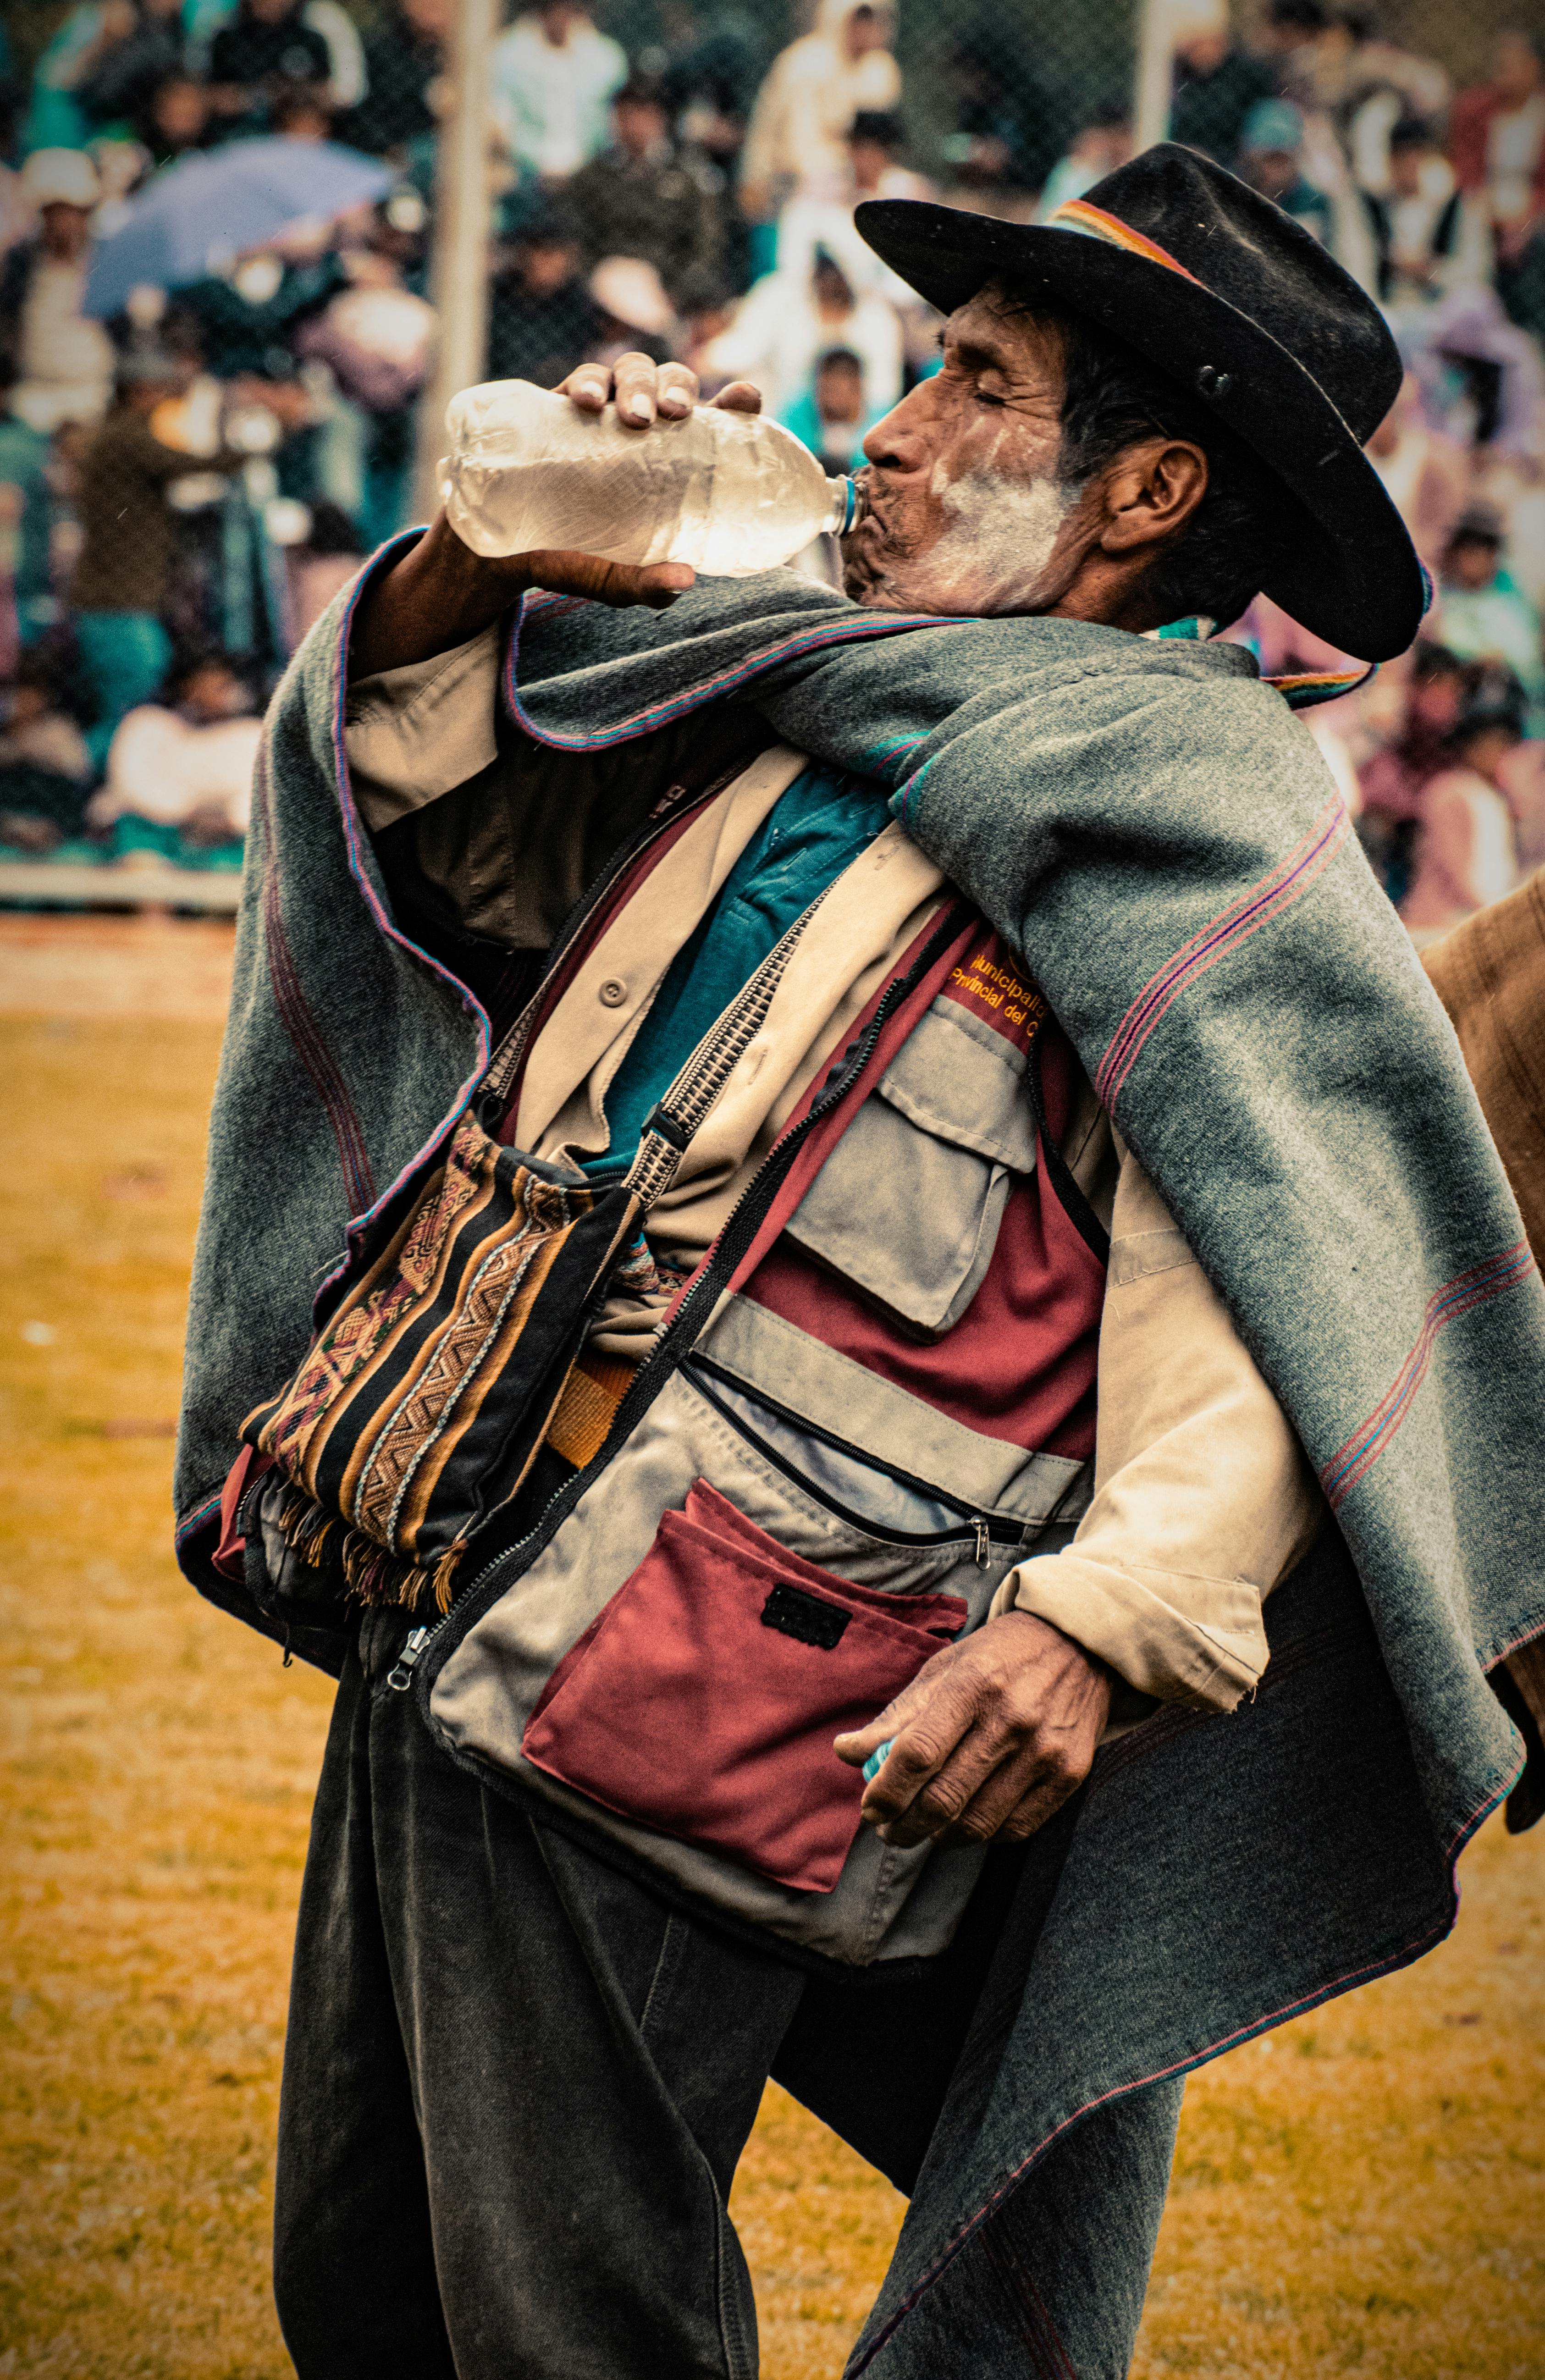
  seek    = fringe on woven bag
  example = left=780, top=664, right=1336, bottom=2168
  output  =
left=270, top=1481, right=466, bottom=1614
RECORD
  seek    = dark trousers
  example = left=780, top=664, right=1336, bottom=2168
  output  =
left=275, top=1607, right=810, bottom=2380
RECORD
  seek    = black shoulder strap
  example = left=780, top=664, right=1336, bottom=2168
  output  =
left=1026, top=1031, right=1111, bottom=1267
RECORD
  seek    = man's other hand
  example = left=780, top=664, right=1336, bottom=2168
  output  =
left=833, top=1610, right=1113, bottom=1848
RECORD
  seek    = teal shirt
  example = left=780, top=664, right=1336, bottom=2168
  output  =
left=582, top=762, right=892, bottom=1181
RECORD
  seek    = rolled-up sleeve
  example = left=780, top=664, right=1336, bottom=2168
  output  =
left=994, top=1138, right=1323, bottom=1711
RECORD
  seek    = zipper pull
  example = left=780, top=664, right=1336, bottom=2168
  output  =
left=386, top=1625, right=431, bottom=1692
left=971, top=1517, right=990, bottom=1568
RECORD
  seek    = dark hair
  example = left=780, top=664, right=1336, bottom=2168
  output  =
left=613, top=73, right=669, bottom=111
left=1269, top=0, right=1326, bottom=25
left=1389, top=113, right=1437, bottom=151
left=817, top=346, right=864, bottom=375
left=168, top=649, right=253, bottom=702
left=1409, top=639, right=1465, bottom=685
left=1055, top=315, right=1293, bottom=626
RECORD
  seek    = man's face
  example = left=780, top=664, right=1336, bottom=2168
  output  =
left=844, top=7, right=886, bottom=62
left=843, top=284, right=1079, bottom=617
left=614, top=99, right=666, bottom=158
left=403, top=0, right=453, bottom=34
left=181, top=665, right=247, bottom=723
left=817, top=360, right=865, bottom=425
left=848, top=135, right=888, bottom=190
left=248, top=0, right=299, bottom=23
left=519, top=237, right=577, bottom=296
left=1495, top=34, right=1542, bottom=106
left=539, top=2, right=579, bottom=44
left=1410, top=668, right=1464, bottom=733
left=1448, top=534, right=1500, bottom=590
left=1245, top=145, right=1298, bottom=199
left=1177, top=31, right=1230, bottom=74
left=40, top=202, right=92, bottom=262
left=154, top=78, right=209, bottom=143
left=1389, top=141, right=1429, bottom=197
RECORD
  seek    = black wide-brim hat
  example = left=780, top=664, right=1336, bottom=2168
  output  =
left=855, top=144, right=1426, bottom=663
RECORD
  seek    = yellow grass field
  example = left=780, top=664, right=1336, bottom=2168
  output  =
left=1, top=914, right=1542, bottom=2379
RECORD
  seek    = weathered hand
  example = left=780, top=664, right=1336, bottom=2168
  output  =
left=348, top=359, right=763, bottom=677
left=833, top=1609, right=1112, bottom=1849
left=555, top=352, right=763, bottom=427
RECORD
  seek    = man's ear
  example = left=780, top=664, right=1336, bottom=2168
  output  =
left=1098, top=438, right=1209, bottom=558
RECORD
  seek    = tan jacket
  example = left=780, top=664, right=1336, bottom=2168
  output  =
left=346, top=628, right=1324, bottom=1716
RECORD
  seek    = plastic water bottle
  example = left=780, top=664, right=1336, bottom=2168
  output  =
left=438, top=378, right=864, bottom=578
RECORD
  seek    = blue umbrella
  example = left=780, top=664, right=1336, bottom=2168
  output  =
left=84, top=137, right=394, bottom=318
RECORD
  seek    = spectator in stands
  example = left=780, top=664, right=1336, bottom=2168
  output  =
left=283, top=499, right=363, bottom=646
left=846, top=112, right=933, bottom=207
left=345, top=0, right=451, bottom=158
left=486, top=205, right=608, bottom=388
left=778, top=345, right=879, bottom=473
left=1413, top=283, right=1545, bottom=458
left=739, top=0, right=899, bottom=227
left=1168, top=0, right=1278, bottom=171
left=1451, top=31, right=1545, bottom=344
left=942, top=29, right=1059, bottom=197
left=700, top=235, right=901, bottom=420
left=68, top=349, right=252, bottom=770
left=1401, top=668, right=1528, bottom=943
left=1363, top=116, right=1476, bottom=309
left=290, top=245, right=435, bottom=549
left=1434, top=502, right=1545, bottom=727
left=1358, top=641, right=1469, bottom=898
left=491, top=2, right=628, bottom=185
left=88, top=650, right=260, bottom=865
left=0, top=647, right=93, bottom=853
left=672, top=73, right=753, bottom=297
left=0, top=150, right=116, bottom=439
left=178, top=245, right=346, bottom=384
left=1364, top=375, right=1470, bottom=567
left=1312, top=7, right=1450, bottom=196
left=66, top=0, right=187, bottom=139
left=207, top=0, right=333, bottom=138
left=141, top=71, right=215, bottom=164
left=567, top=74, right=724, bottom=304
left=1036, top=110, right=1133, bottom=221
left=1237, top=99, right=1333, bottom=240
left=1255, top=0, right=1329, bottom=106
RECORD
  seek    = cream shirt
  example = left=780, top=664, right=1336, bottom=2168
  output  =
left=345, top=629, right=1324, bottom=1715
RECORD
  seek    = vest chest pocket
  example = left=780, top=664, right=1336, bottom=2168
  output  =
left=785, top=1000, right=1039, bottom=1339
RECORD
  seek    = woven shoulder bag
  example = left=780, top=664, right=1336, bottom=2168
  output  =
left=241, top=878, right=837, bottom=1612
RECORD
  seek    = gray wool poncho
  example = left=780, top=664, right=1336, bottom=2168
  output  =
left=178, top=554, right=1544, bottom=2375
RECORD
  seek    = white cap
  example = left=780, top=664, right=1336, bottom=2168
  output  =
left=21, top=147, right=102, bottom=210
left=589, top=255, right=674, bottom=337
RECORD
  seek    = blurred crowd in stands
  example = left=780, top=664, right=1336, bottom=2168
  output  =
left=0, top=0, right=1542, bottom=946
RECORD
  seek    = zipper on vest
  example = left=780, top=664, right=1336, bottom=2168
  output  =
left=685, top=1361, right=1020, bottom=1560
left=387, top=1624, right=432, bottom=1691
left=408, top=906, right=977, bottom=1710
left=474, top=749, right=768, bottom=1131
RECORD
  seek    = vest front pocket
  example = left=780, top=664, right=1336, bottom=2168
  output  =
left=782, top=996, right=1038, bottom=1338
left=520, top=1478, right=967, bottom=1893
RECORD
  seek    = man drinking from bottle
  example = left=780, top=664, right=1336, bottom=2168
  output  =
left=178, top=146, right=1545, bottom=2379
